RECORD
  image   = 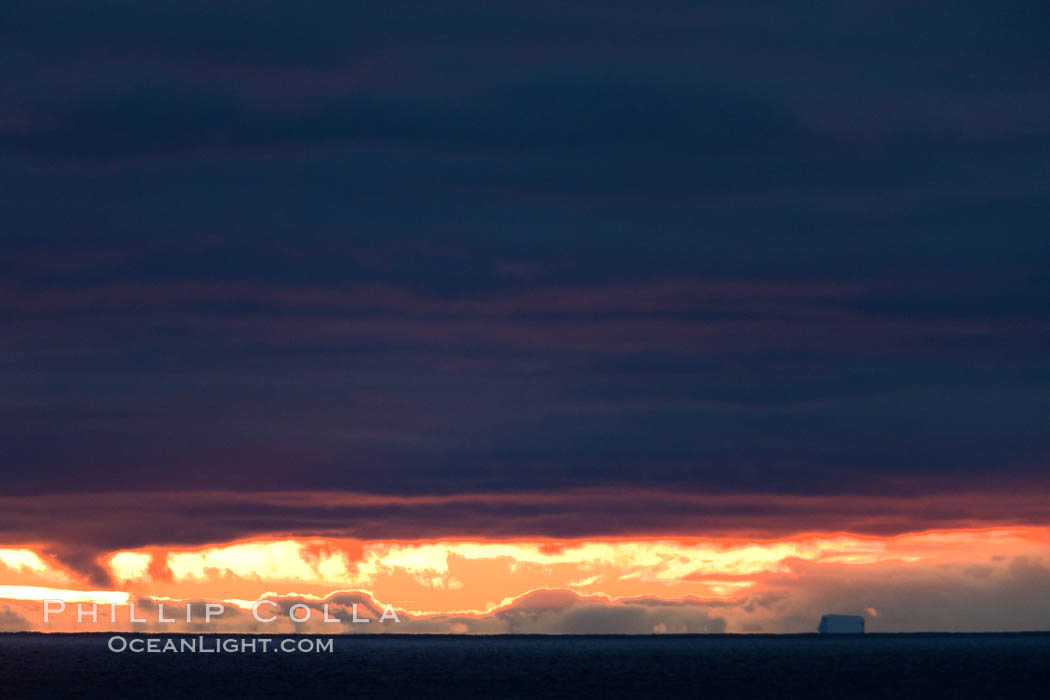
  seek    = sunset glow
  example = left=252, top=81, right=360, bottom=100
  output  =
left=4, top=0, right=1049, bottom=659
left=4, top=527, right=1049, bottom=634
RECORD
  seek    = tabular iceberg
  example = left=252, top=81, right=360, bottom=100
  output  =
left=818, top=614, right=865, bottom=634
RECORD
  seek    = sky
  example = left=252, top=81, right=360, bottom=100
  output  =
left=1, top=1, right=1049, bottom=633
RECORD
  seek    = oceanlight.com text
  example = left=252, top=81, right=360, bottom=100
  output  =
left=107, top=636, right=334, bottom=654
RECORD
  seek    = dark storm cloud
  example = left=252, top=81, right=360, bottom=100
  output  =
left=3, top=490, right=1050, bottom=566
left=2, top=78, right=800, bottom=160
left=1, top=2, right=1048, bottom=514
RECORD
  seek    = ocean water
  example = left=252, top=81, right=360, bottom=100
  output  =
left=2, top=633, right=1049, bottom=699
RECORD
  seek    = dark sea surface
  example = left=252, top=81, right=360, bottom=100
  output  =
left=2, top=633, right=1049, bottom=699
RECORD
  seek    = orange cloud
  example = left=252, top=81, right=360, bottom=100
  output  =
left=4, top=526, right=1050, bottom=633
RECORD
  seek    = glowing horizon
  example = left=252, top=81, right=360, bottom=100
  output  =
left=4, top=525, right=1050, bottom=634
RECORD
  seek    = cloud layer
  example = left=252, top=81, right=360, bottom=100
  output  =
left=2, top=2, right=1049, bottom=633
